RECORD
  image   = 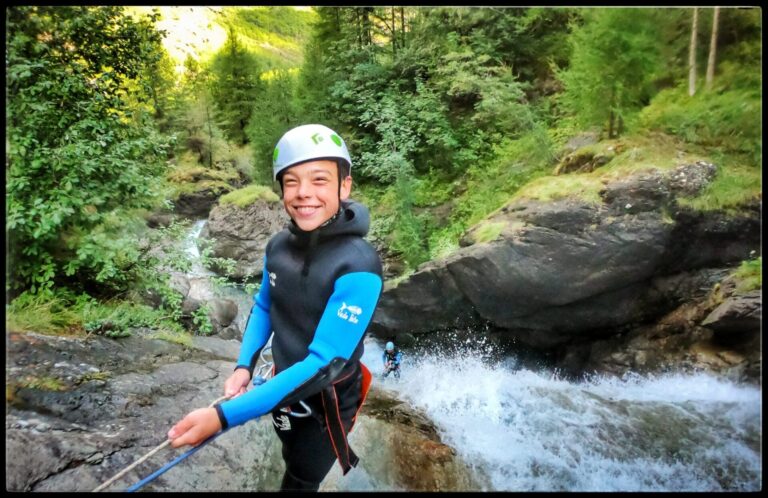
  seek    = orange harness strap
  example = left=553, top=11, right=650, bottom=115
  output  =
left=320, top=361, right=372, bottom=475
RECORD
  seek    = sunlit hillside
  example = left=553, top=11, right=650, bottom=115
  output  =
left=128, top=6, right=316, bottom=72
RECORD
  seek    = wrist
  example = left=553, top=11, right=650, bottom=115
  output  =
left=234, top=365, right=252, bottom=378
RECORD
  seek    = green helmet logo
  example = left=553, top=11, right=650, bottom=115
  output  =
left=331, top=134, right=342, bottom=147
left=311, top=133, right=324, bottom=145
left=273, top=147, right=279, bottom=164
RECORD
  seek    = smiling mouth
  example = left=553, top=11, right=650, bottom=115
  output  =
left=294, top=206, right=321, bottom=215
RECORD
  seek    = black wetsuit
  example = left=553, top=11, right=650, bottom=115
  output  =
left=215, top=200, right=383, bottom=491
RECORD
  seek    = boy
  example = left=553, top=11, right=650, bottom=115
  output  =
left=167, top=124, right=383, bottom=491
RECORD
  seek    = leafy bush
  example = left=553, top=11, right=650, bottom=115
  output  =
left=6, top=7, right=172, bottom=295
left=732, top=256, right=761, bottom=294
left=639, top=80, right=761, bottom=166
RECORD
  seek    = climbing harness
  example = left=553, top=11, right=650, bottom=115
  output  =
left=257, top=345, right=314, bottom=419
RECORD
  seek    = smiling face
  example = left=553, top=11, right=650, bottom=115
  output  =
left=281, top=159, right=352, bottom=232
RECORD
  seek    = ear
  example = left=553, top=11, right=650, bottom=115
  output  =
left=340, top=175, right=352, bottom=200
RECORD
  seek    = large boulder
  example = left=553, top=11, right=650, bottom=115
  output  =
left=200, top=200, right=289, bottom=280
left=370, top=162, right=761, bottom=352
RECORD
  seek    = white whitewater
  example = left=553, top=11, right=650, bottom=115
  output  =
left=363, top=339, right=761, bottom=491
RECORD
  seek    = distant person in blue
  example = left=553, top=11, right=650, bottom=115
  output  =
left=381, top=341, right=403, bottom=379
left=167, top=124, right=383, bottom=492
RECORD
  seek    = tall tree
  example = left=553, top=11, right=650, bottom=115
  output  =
left=705, top=7, right=720, bottom=91
left=557, top=8, right=664, bottom=138
left=689, top=7, right=699, bottom=96
left=209, top=26, right=264, bottom=145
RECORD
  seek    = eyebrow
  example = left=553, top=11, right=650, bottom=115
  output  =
left=285, top=169, right=333, bottom=177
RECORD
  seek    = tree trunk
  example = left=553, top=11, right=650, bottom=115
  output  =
left=705, top=6, right=720, bottom=91
left=392, top=7, right=397, bottom=55
left=206, top=101, right=214, bottom=168
left=400, top=7, right=406, bottom=48
left=688, top=7, right=699, bottom=97
left=363, top=7, right=373, bottom=45
left=608, top=110, right=615, bottom=139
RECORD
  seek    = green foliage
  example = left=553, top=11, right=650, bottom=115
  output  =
left=556, top=8, right=665, bottom=137
left=209, top=28, right=265, bottom=145
left=245, top=68, right=302, bottom=185
left=732, top=256, right=761, bottom=295
left=219, top=7, right=316, bottom=68
left=677, top=159, right=762, bottom=213
left=639, top=75, right=761, bottom=166
left=192, top=305, right=214, bottom=335
left=6, top=6, right=172, bottom=295
left=16, top=376, right=68, bottom=392
left=6, top=289, right=83, bottom=334
left=6, top=287, right=186, bottom=339
left=455, top=126, right=555, bottom=227
left=218, top=184, right=280, bottom=208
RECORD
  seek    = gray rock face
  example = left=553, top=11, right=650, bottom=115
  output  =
left=200, top=200, right=289, bottom=280
left=370, top=163, right=761, bottom=355
left=577, top=277, right=761, bottom=385
left=6, top=332, right=474, bottom=492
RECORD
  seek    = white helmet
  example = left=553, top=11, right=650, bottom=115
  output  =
left=272, top=124, right=352, bottom=181
left=385, top=341, right=395, bottom=351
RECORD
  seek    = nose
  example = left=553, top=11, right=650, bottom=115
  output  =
left=296, top=179, right=311, bottom=198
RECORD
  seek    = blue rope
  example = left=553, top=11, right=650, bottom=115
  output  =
left=125, top=368, right=270, bottom=491
left=126, top=429, right=229, bottom=492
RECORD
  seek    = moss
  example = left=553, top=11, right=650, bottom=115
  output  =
left=731, top=257, right=762, bottom=294
left=219, top=184, right=280, bottom=207
left=17, top=375, right=68, bottom=392
left=473, top=221, right=506, bottom=244
left=77, top=371, right=111, bottom=384
left=508, top=131, right=760, bottom=211
left=146, top=330, right=193, bottom=347
left=677, top=159, right=761, bottom=213
left=512, top=174, right=605, bottom=205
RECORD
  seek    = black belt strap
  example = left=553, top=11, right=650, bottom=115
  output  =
left=320, top=383, right=358, bottom=475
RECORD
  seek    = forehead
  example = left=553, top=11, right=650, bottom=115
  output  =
left=283, top=159, right=338, bottom=177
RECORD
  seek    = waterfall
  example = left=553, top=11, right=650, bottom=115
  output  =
left=183, top=219, right=254, bottom=332
left=364, top=339, right=762, bottom=492
left=184, top=219, right=216, bottom=277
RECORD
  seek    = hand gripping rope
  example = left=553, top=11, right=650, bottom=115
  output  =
left=92, top=344, right=311, bottom=492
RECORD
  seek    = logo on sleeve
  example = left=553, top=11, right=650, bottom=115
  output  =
left=269, top=272, right=277, bottom=287
left=337, top=302, right=362, bottom=324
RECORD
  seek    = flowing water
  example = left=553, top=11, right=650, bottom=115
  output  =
left=363, top=339, right=762, bottom=492
left=184, top=221, right=763, bottom=492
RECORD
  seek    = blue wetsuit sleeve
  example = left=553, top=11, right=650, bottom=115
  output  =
left=235, top=258, right=272, bottom=374
left=219, top=271, right=383, bottom=428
